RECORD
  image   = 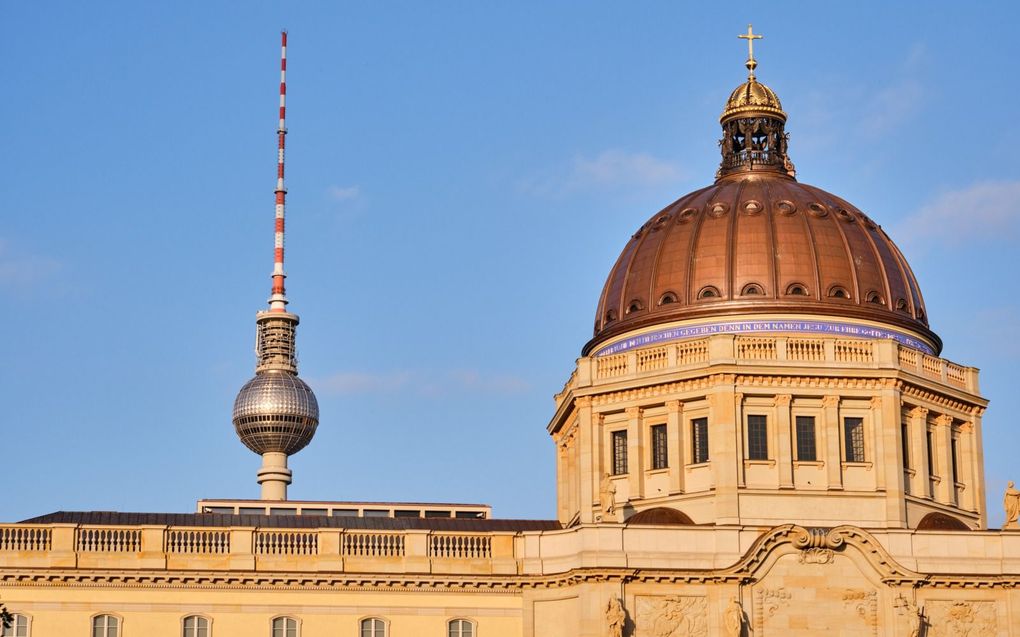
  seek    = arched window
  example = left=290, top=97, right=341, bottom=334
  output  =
left=183, top=615, right=209, bottom=637
left=271, top=617, right=297, bottom=637
left=827, top=285, right=850, bottom=299
left=360, top=618, right=386, bottom=637
left=92, top=615, right=120, bottom=637
left=658, top=292, right=677, bottom=305
left=1, top=614, right=29, bottom=637
left=865, top=291, right=884, bottom=305
left=785, top=283, right=808, bottom=296
left=626, top=299, right=644, bottom=314
left=697, top=286, right=721, bottom=300
left=740, top=283, right=764, bottom=296
left=448, top=619, right=475, bottom=637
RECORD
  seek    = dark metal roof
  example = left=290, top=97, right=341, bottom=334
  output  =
left=20, top=511, right=561, bottom=532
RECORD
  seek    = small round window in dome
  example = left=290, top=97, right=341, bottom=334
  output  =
left=837, top=208, right=856, bottom=223
left=743, top=200, right=763, bottom=216
left=741, top=283, right=764, bottom=296
left=808, top=203, right=829, bottom=218
left=895, top=298, right=909, bottom=312
left=866, top=291, right=884, bottom=305
left=605, top=310, right=617, bottom=323
left=828, top=286, right=850, bottom=300
left=626, top=299, right=645, bottom=314
left=658, top=292, right=678, bottom=305
left=917, top=308, right=926, bottom=321
left=775, top=200, right=797, bottom=215
left=707, top=202, right=729, bottom=218
left=697, top=286, right=721, bottom=300
left=651, top=214, right=670, bottom=231
left=677, top=208, right=698, bottom=224
left=785, top=283, right=809, bottom=296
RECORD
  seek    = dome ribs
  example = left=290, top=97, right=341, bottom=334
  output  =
left=650, top=186, right=714, bottom=312
left=731, top=178, right=773, bottom=301
left=775, top=179, right=822, bottom=302
left=760, top=178, right=780, bottom=298
left=585, top=176, right=940, bottom=355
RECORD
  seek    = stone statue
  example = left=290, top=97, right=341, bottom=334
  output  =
left=723, top=597, right=744, bottom=636
left=605, top=595, right=626, bottom=637
left=599, top=473, right=617, bottom=523
left=1004, top=481, right=1020, bottom=529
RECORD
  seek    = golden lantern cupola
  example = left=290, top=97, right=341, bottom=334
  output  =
left=717, top=25, right=795, bottom=180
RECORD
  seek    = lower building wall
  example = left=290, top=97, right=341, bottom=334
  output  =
left=0, top=587, right=523, bottom=637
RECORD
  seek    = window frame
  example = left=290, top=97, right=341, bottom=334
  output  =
left=91, top=614, right=122, bottom=637
left=181, top=614, right=211, bottom=637
left=270, top=615, right=299, bottom=637
left=2, top=613, right=30, bottom=637
left=843, top=416, right=866, bottom=463
left=610, top=429, right=628, bottom=475
left=691, top=417, right=709, bottom=464
left=650, top=423, right=668, bottom=470
left=447, top=618, right=476, bottom=637
left=359, top=617, right=388, bottom=637
left=794, top=415, right=817, bottom=462
left=746, top=414, right=769, bottom=460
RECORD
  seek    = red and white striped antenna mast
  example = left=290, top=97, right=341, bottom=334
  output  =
left=269, top=30, right=289, bottom=312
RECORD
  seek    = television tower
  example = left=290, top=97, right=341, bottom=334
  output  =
left=232, top=32, right=319, bottom=501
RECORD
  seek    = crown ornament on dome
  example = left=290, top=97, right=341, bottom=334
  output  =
left=717, top=25, right=796, bottom=179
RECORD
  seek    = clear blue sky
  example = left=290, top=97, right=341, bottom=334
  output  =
left=3, top=2, right=1018, bottom=524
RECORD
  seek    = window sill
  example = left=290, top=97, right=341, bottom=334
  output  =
left=744, top=459, right=776, bottom=467
left=904, top=468, right=917, bottom=477
left=646, top=468, right=670, bottom=476
left=686, top=462, right=710, bottom=472
left=794, top=460, right=824, bottom=467
left=841, top=461, right=873, bottom=470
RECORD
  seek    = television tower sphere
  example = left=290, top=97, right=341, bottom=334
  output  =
left=232, top=370, right=319, bottom=455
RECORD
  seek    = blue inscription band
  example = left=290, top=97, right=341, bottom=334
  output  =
left=593, top=319, right=935, bottom=357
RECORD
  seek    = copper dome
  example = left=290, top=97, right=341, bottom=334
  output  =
left=587, top=173, right=938, bottom=355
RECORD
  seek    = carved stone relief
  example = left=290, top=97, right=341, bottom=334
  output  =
left=926, top=601, right=998, bottom=637
left=798, top=548, right=834, bottom=564
left=635, top=595, right=708, bottom=637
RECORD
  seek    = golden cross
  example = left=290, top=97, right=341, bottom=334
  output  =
left=738, top=24, right=762, bottom=78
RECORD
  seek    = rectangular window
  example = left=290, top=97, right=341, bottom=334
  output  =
left=844, top=417, right=866, bottom=463
left=747, top=415, right=768, bottom=460
left=901, top=422, right=910, bottom=469
left=651, top=424, right=668, bottom=470
left=692, top=417, right=709, bottom=464
left=926, top=430, right=936, bottom=476
left=611, top=430, right=628, bottom=475
left=795, top=416, right=817, bottom=461
left=951, top=437, right=959, bottom=484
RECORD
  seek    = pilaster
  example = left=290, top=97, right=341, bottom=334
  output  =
left=909, top=406, right=930, bottom=498
left=822, top=395, right=843, bottom=490
left=709, top=377, right=739, bottom=524
left=775, top=394, right=793, bottom=488
left=666, top=399, right=684, bottom=494
left=626, top=406, right=644, bottom=500
left=577, top=396, right=596, bottom=524
left=934, top=414, right=955, bottom=505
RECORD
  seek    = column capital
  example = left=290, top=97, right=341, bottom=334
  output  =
left=774, top=394, right=792, bottom=407
left=822, top=395, right=841, bottom=408
left=935, top=413, right=954, bottom=427
left=870, top=396, right=883, bottom=410
left=665, top=399, right=682, bottom=411
left=625, top=406, right=642, bottom=418
left=575, top=396, right=593, bottom=409
left=908, top=406, right=929, bottom=420
left=959, top=421, right=975, bottom=434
